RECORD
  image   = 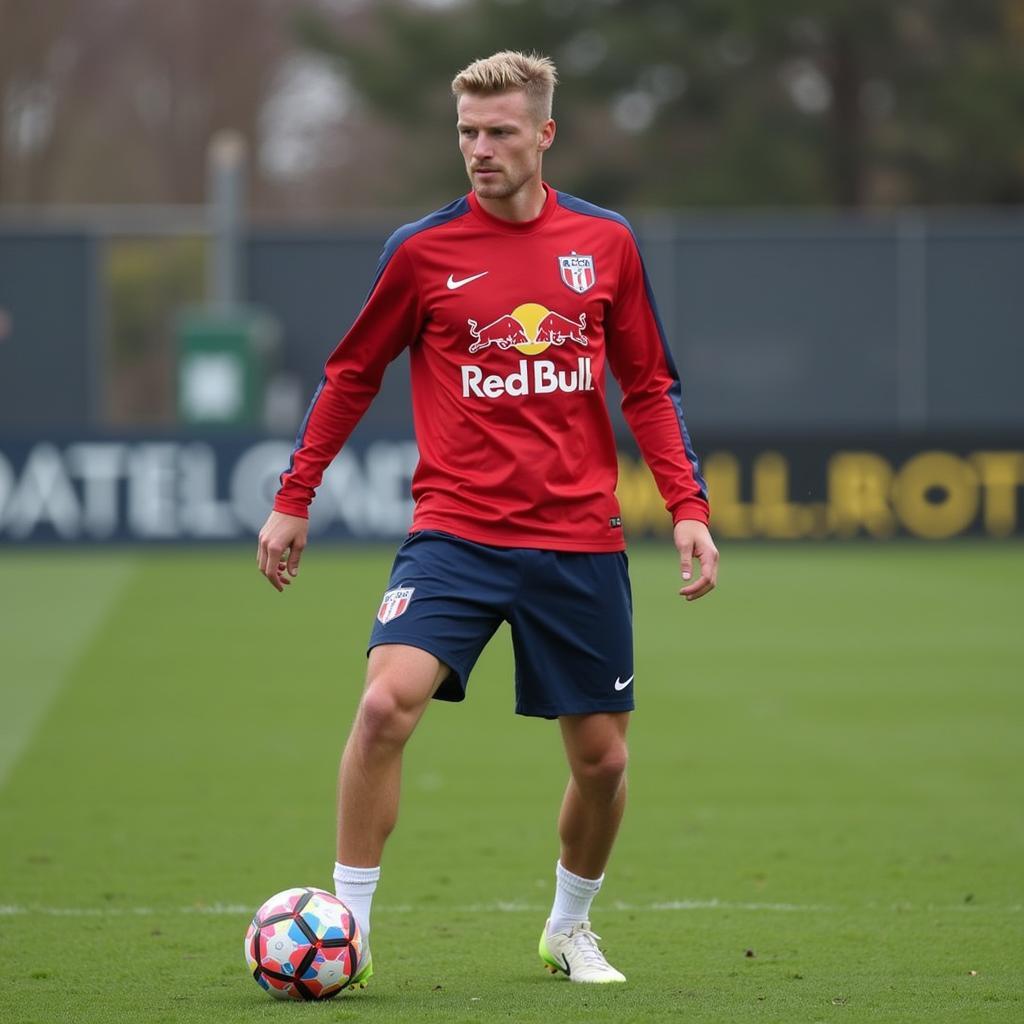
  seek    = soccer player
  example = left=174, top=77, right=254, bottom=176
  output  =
left=256, top=50, right=718, bottom=986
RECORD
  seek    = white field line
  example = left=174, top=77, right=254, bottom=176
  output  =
left=0, top=900, right=1019, bottom=918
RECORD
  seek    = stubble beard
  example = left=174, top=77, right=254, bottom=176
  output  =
left=471, top=163, right=533, bottom=201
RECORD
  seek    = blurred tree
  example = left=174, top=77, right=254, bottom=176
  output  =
left=0, top=0, right=77, bottom=201
left=1, top=0, right=1021, bottom=210
left=0, top=0, right=296, bottom=206
left=293, top=0, right=1024, bottom=209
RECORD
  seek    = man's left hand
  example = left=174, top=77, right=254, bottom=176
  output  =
left=674, top=519, right=719, bottom=602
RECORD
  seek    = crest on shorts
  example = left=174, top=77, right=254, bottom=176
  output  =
left=558, top=253, right=596, bottom=294
left=377, top=586, right=415, bottom=624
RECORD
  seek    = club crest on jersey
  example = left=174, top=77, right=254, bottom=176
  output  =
left=558, top=253, right=596, bottom=294
left=377, top=586, right=414, bottom=624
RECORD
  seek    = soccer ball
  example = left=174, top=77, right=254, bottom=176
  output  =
left=244, top=887, right=362, bottom=1000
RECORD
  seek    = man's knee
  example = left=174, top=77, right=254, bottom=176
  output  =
left=356, top=679, right=427, bottom=749
left=353, top=645, right=447, bottom=749
left=570, top=740, right=628, bottom=792
left=562, top=712, right=630, bottom=791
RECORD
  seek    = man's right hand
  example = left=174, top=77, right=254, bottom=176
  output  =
left=257, top=511, right=309, bottom=592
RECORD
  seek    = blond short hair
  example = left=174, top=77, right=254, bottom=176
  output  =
left=451, top=50, right=558, bottom=122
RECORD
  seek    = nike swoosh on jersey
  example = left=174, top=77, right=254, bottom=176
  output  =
left=614, top=675, right=634, bottom=691
left=446, top=271, right=488, bottom=290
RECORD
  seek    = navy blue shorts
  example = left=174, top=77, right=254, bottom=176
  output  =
left=367, top=531, right=634, bottom=718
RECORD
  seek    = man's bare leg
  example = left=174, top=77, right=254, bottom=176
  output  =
left=557, top=711, right=630, bottom=879
left=337, top=643, right=449, bottom=865
left=539, top=712, right=630, bottom=983
left=333, top=643, right=448, bottom=979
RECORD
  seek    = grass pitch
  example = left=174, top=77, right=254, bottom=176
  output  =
left=0, top=542, right=1021, bottom=1023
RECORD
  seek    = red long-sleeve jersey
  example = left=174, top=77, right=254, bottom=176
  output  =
left=275, top=185, right=708, bottom=551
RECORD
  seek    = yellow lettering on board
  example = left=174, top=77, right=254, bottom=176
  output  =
left=702, top=452, right=752, bottom=538
left=751, top=451, right=817, bottom=538
left=970, top=452, right=1024, bottom=538
left=827, top=453, right=896, bottom=538
left=893, top=452, right=979, bottom=540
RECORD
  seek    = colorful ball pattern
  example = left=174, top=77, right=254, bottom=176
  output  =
left=244, top=887, right=361, bottom=1000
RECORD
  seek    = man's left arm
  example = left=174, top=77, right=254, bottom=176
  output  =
left=605, top=233, right=719, bottom=601
left=673, top=518, right=718, bottom=602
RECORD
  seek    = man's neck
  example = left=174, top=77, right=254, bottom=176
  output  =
left=476, top=179, right=547, bottom=223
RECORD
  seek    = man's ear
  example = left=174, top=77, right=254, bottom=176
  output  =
left=538, top=118, right=556, bottom=151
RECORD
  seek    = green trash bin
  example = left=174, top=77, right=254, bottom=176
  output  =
left=177, top=307, right=279, bottom=426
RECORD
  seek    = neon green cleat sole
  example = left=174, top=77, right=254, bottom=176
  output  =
left=538, top=929, right=565, bottom=976
left=348, top=955, right=373, bottom=990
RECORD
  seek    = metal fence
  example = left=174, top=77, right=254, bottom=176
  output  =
left=5, top=206, right=1019, bottom=435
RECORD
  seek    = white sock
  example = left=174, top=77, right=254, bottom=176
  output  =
left=333, top=861, right=380, bottom=948
left=548, top=860, right=603, bottom=936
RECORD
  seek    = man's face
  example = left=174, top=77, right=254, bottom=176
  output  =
left=457, top=90, right=554, bottom=201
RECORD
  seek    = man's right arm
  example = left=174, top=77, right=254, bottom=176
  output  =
left=257, top=510, right=309, bottom=592
left=274, top=244, right=423, bottom=517
left=257, top=243, right=422, bottom=590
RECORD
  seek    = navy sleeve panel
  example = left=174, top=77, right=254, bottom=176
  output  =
left=557, top=191, right=708, bottom=503
left=278, top=197, right=471, bottom=499
left=637, top=263, right=708, bottom=501
left=370, top=196, right=472, bottom=292
left=555, top=191, right=633, bottom=233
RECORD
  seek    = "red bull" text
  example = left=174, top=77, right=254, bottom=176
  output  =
left=461, top=357, right=594, bottom=399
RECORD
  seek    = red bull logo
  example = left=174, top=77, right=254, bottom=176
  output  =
left=467, top=302, right=587, bottom=355
left=462, top=302, right=594, bottom=399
